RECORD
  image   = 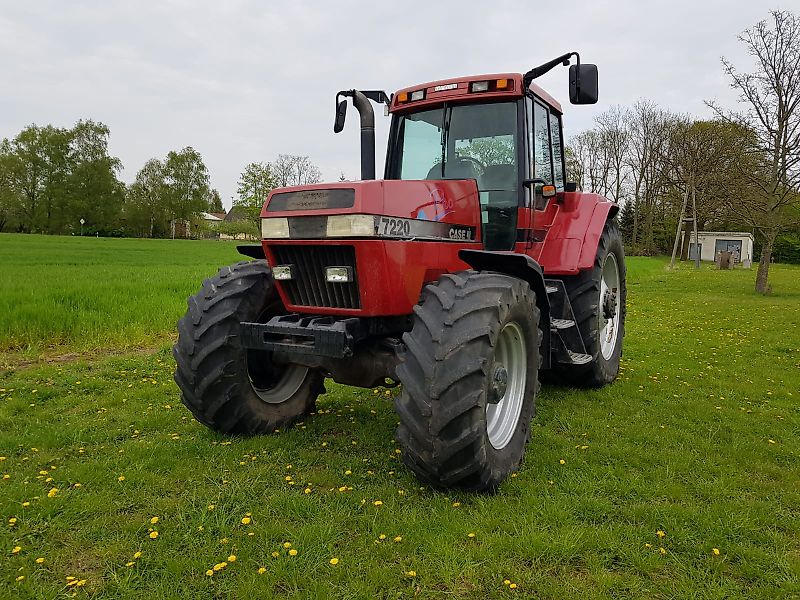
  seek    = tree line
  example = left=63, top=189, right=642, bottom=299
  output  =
left=566, top=10, right=799, bottom=293
left=0, top=122, right=323, bottom=239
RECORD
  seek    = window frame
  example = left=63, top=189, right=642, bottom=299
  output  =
left=524, top=94, right=567, bottom=207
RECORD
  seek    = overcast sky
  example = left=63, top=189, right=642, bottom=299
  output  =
left=1, top=1, right=796, bottom=209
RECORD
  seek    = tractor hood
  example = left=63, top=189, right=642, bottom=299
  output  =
left=260, top=180, right=482, bottom=243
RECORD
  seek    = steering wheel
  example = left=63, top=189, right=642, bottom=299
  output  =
left=456, top=155, right=486, bottom=176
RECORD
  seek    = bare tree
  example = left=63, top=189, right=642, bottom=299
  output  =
left=708, top=10, right=800, bottom=293
left=270, top=154, right=323, bottom=188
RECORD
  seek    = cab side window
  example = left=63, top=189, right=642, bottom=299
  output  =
left=532, top=101, right=553, bottom=187
left=549, top=112, right=565, bottom=191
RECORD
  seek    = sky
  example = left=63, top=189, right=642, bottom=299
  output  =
left=1, top=0, right=796, bottom=209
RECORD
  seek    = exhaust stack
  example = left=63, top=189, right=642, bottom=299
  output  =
left=334, top=89, right=390, bottom=181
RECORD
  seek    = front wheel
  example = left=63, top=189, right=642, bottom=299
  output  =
left=395, top=271, right=541, bottom=491
left=173, top=260, right=324, bottom=435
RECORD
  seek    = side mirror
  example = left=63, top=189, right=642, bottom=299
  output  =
left=333, top=99, right=347, bottom=133
left=522, top=179, right=557, bottom=198
left=569, top=64, right=598, bottom=105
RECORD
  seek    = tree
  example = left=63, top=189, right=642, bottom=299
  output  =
left=65, top=120, right=124, bottom=234
left=125, top=159, right=166, bottom=237
left=237, top=162, right=273, bottom=206
left=709, top=10, right=800, bottom=293
left=270, top=154, right=322, bottom=187
left=161, top=147, right=210, bottom=237
left=235, top=162, right=274, bottom=231
left=207, top=188, right=224, bottom=213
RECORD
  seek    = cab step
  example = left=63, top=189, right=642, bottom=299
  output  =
left=566, top=350, right=592, bottom=365
left=551, top=318, right=576, bottom=330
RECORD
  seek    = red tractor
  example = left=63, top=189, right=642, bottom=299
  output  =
left=174, top=53, right=626, bottom=491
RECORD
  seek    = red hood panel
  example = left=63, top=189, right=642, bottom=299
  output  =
left=261, top=179, right=481, bottom=238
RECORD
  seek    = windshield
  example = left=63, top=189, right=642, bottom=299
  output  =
left=389, top=101, right=520, bottom=250
left=390, top=101, right=518, bottom=191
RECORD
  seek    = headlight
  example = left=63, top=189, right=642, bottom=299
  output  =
left=326, top=214, right=375, bottom=237
left=261, top=218, right=290, bottom=238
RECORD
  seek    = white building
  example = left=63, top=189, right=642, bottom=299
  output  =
left=682, top=231, right=755, bottom=264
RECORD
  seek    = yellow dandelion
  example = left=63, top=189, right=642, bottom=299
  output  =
left=344, top=470, right=352, bottom=475
left=659, top=547, right=666, bottom=555
left=133, top=551, right=142, bottom=559
left=271, top=551, right=279, bottom=558
left=258, top=567, right=267, bottom=574
left=11, top=546, right=21, bottom=554
left=8, top=517, right=16, bottom=525
left=35, top=557, right=44, bottom=564
left=213, top=562, right=227, bottom=571
left=338, top=486, right=347, bottom=492
left=656, top=530, right=666, bottom=538
left=467, top=532, right=476, bottom=538
left=283, top=542, right=292, bottom=549
left=47, top=488, right=58, bottom=498
left=503, top=579, right=511, bottom=585
left=206, top=569, right=214, bottom=576
left=150, top=516, right=159, bottom=525
left=118, top=475, right=125, bottom=482
left=22, top=502, right=29, bottom=507
left=207, top=504, right=215, bottom=510
left=644, top=543, right=652, bottom=549
left=15, top=575, right=24, bottom=582
left=452, top=502, right=460, bottom=507
left=227, top=555, right=236, bottom=562
left=149, top=531, right=159, bottom=539
left=288, top=549, right=298, bottom=556
left=241, top=517, right=251, bottom=525
left=406, top=570, right=416, bottom=577
left=712, top=548, right=720, bottom=556
left=373, top=500, right=383, bottom=506
left=76, top=580, right=87, bottom=587
left=510, top=583, right=518, bottom=589
left=394, top=536, right=402, bottom=542
left=329, top=557, right=339, bottom=565
left=2, top=475, right=10, bottom=480
left=559, top=459, right=566, bottom=465
left=304, top=488, right=312, bottom=494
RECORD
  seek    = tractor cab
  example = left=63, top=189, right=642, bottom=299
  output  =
left=384, top=74, right=568, bottom=251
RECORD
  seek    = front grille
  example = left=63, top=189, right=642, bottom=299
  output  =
left=269, top=245, right=360, bottom=309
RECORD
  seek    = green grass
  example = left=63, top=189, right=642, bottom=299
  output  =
left=0, top=234, right=798, bottom=598
left=0, top=233, right=242, bottom=360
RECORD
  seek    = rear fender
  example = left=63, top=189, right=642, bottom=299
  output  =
left=458, top=249, right=551, bottom=369
left=576, top=202, right=619, bottom=271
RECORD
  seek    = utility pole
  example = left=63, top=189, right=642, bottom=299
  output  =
left=691, top=182, right=700, bottom=269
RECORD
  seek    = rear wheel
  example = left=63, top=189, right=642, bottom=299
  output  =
left=552, top=219, right=626, bottom=387
left=395, top=271, right=541, bottom=491
left=173, top=260, right=324, bottom=434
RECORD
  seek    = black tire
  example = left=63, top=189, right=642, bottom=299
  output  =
left=394, top=271, right=541, bottom=491
left=173, top=260, right=324, bottom=435
left=551, top=219, right=627, bottom=387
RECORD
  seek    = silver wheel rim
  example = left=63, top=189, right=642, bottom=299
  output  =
left=486, top=321, right=527, bottom=450
left=599, top=253, right=621, bottom=360
left=249, top=363, right=308, bottom=404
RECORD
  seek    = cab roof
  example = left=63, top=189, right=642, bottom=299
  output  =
left=390, top=72, right=562, bottom=115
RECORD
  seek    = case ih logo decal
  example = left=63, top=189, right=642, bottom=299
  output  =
left=413, top=189, right=453, bottom=222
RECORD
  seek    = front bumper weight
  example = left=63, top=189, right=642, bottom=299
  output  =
left=239, top=315, right=366, bottom=359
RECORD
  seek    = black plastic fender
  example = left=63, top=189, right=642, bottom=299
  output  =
left=458, top=249, right=551, bottom=369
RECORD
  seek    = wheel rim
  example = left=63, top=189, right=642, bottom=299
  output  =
left=599, top=252, right=621, bottom=360
left=247, top=357, right=308, bottom=404
left=485, top=321, right=527, bottom=450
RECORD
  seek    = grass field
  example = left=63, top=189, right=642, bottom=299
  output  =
left=0, top=233, right=798, bottom=599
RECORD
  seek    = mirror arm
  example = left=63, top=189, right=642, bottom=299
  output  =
left=522, top=52, right=579, bottom=89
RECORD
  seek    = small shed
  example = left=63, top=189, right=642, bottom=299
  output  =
left=683, top=231, right=755, bottom=265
